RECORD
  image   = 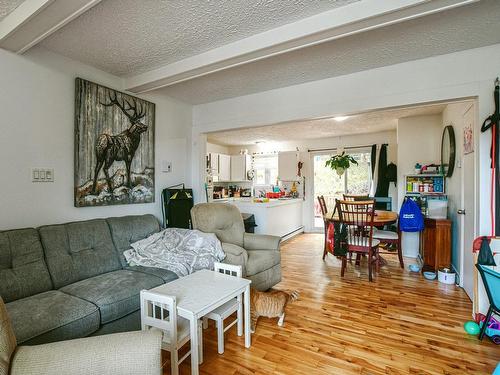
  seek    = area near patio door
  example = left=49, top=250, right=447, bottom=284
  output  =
left=313, top=150, right=371, bottom=228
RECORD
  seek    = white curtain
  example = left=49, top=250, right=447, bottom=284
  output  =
left=370, top=144, right=380, bottom=196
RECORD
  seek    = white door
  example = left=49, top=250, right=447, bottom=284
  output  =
left=460, top=104, right=476, bottom=300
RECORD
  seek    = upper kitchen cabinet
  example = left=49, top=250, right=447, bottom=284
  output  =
left=218, top=154, right=231, bottom=181
left=278, top=151, right=300, bottom=181
left=208, top=152, right=231, bottom=181
left=208, top=152, right=219, bottom=181
left=231, top=154, right=252, bottom=181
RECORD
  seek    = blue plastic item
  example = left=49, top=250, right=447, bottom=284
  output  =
left=476, top=264, right=500, bottom=342
left=399, top=198, right=424, bottom=232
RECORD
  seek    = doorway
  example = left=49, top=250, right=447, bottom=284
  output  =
left=313, top=150, right=371, bottom=229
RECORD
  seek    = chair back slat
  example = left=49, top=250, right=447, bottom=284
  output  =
left=343, top=194, right=370, bottom=202
left=214, top=262, right=242, bottom=278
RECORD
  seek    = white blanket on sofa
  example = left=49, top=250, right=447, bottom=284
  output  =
left=123, top=228, right=225, bottom=277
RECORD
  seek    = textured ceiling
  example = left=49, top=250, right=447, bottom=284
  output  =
left=158, top=0, right=500, bottom=104
left=40, top=0, right=358, bottom=76
left=207, top=104, right=447, bottom=146
left=0, top=0, right=25, bottom=21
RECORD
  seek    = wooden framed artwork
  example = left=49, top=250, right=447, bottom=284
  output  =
left=74, top=78, right=155, bottom=207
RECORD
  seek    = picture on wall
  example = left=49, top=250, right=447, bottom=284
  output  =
left=463, top=122, right=474, bottom=154
left=74, top=78, right=155, bottom=207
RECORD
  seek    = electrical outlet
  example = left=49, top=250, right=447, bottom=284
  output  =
left=161, top=161, right=172, bottom=173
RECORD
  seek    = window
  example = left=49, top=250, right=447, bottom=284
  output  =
left=253, top=154, right=278, bottom=186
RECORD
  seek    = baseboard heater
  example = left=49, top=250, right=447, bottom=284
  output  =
left=281, top=226, right=305, bottom=242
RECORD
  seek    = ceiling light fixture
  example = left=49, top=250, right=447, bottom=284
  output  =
left=255, top=141, right=266, bottom=144
left=333, top=116, right=349, bottom=122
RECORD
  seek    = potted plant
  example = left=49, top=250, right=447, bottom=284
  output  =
left=325, top=152, right=358, bottom=176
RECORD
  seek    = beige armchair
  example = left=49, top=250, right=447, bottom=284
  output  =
left=191, top=203, right=281, bottom=291
left=1, top=297, right=162, bottom=375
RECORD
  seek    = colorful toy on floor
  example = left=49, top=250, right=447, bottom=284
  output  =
left=463, top=320, right=480, bottom=335
left=476, top=313, right=500, bottom=345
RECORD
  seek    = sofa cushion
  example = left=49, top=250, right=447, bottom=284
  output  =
left=245, top=250, right=281, bottom=276
left=107, top=215, right=160, bottom=267
left=6, top=291, right=100, bottom=345
left=0, top=297, right=16, bottom=375
left=191, top=203, right=245, bottom=247
left=39, top=219, right=122, bottom=288
left=60, top=270, right=164, bottom=324
left=0, top=229, right=53, bottom=303
left=125, top=265, right=177, bottom=283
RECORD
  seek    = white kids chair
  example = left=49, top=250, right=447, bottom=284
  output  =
left=203, top=262, right=243, bottom=354
left=140, top=290, right=203, bottom=375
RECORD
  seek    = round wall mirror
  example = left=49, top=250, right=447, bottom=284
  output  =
left=441, top=125, right=456, bottom=177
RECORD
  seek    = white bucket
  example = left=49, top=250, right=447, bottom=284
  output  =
left=438, top=267, right=456, bottom=284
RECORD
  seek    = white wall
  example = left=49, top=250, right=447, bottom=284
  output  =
left=396, top=114, right=442, bottom=258
left=0, top=47, right=192, bottom=230
left=396, top=114, right=443, bottom=210
left=192, top=43, right=497, bottom=242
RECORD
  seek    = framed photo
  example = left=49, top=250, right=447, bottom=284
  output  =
left=74, top=78, right=155, bottom=207
left=463, top=123, right=474, bottom=155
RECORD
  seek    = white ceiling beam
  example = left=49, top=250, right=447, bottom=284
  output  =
left=0, top=0, right=102, bottom=53
left=124, top=0, right=478, bottom=94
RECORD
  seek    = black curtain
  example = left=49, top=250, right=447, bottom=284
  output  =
left=375, top=144, right=389, bottom=197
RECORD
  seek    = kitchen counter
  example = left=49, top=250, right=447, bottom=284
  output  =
left=213, top=198, right=303, bottom=239
left=213, top=198, right=303, bottom=208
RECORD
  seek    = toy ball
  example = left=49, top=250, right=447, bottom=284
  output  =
left=464, top=321, right=480, bottom=335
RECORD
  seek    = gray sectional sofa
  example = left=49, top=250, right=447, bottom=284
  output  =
left=0, top=214, right=177, bottom=345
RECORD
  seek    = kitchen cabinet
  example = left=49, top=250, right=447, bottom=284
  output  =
left=420, top=218, right=451, bottom=271
left=218, top=154, right=231, bottom=181
left=208, top=153, right=219, bottom=181
left=230, top=154, right=251, bottom=181
left=278, top=151, right=299, bottom=181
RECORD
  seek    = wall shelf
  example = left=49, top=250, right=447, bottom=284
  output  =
left=405, top=174, right=445, bottom=194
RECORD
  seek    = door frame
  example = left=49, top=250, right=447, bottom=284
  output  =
left=459, top=102, right=478, bottom=294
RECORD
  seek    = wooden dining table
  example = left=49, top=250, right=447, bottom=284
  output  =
left=323, top=210, right=398, bottom=226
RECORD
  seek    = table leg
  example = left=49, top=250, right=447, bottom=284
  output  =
left=237, top=294, right=243, bottom=336
left=244, top=285, right=251, bottom=348
left=189, top=314, right=199, bottom=375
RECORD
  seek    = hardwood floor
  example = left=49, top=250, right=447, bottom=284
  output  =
left=169, top=233, right=499, bottom=375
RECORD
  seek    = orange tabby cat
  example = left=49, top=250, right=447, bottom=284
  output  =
left=250, top=288, right=299, bottom=332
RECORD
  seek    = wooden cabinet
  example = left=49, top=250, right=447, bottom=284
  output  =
left=420, top=218, right=451, bottom=271
left=278, top=151, right=299, bottom=181
left=218, top=154, right=231, bottom=181
left=230, top=154, right=251, bottom=181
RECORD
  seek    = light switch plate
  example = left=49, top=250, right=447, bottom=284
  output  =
left=32, top=168, right=54, bottom=182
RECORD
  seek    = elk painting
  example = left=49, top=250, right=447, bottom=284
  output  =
left=74, top=78, right=155, bottom=207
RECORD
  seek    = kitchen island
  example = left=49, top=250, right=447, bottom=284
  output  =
left=214, top=198, right=304, bottom=239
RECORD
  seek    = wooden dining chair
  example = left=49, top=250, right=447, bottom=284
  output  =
left=317, top=195, right=331, bottom=260
left=336, top=199, right=380, bottom=281
left=344, top=195, right=403, bottom=268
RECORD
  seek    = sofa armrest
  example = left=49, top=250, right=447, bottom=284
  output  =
left=244, top=233, right=281, bottom=251
left=11, top=330, right=162, bottom=375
